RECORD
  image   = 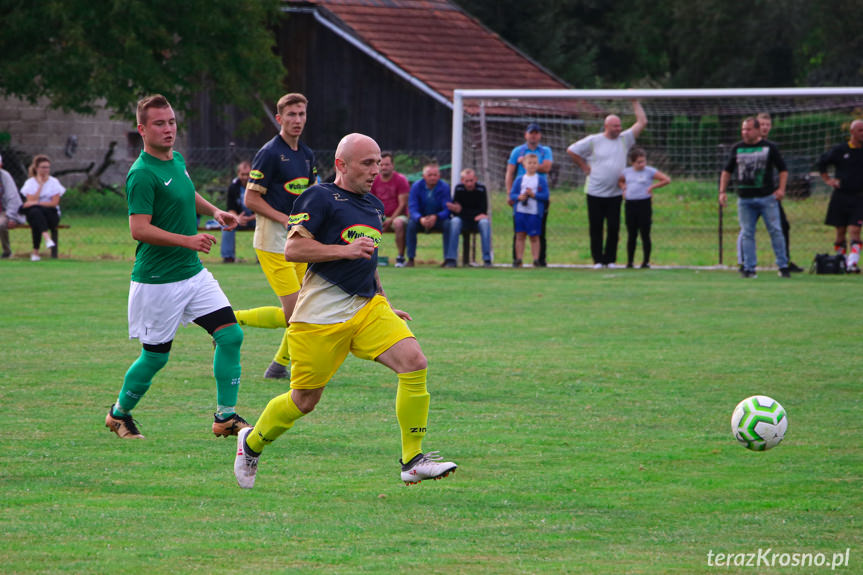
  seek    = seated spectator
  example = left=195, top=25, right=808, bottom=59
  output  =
left=509, top=153, right=549, bottom=267
left=0, top=153, right=25, bottom=258
left=20, top=154, right=65, bottom=261
left=406, top=163, right=461, bottom=267
left=447, top=168, right=492, bottom=267
left=370, top=151, right=410, bottom=266
left=221, top=160, right=256, bottom=263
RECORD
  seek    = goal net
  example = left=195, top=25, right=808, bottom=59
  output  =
left=452, top=88, right=863, bottom=267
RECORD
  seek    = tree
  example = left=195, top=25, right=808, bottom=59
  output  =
left=0, top=0, right=285, bottom=129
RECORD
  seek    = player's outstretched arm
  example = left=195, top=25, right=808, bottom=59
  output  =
left=195, top=192, right=238, bottom=230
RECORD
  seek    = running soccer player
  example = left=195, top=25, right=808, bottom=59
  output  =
left=234, top=133, right=457, bottom=488
left=105, top=94, right=249, bottom=439
left=234, top=93, right=318, bottom=378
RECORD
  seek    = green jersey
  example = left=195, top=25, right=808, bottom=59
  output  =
left=127, top=151, right=203, bottom=284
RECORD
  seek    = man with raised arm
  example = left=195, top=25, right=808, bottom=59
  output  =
left=568, top=101, right=647, bottom=268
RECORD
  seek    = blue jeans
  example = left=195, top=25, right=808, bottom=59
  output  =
left=453, top=216, right=492, bottom=263
left=738, top=195, right=788, bottom=270
left=407, top=217, right=461, bottom=261
left=220, top=222, right=255, bottom=259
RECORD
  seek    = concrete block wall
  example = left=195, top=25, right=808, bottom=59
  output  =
left=0, top=96, right=138, bottom=188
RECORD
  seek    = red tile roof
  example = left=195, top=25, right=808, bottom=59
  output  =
left=284, top=0, right=568, bottom=103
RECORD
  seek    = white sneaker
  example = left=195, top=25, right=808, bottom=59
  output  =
left=400, top=451, right=457, bottom=485
left=607, top=262, right=617, bottom=269
left=394, top=256, right=407, bottom=268
left=45, top=237, right=56, bottom=249
left=30, top=254, right=41, bottom=262
left=234, top=427, right=259, bottom=489
left=592, top=263, right=603, bottom=269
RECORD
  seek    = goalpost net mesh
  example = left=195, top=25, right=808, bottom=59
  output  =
left=454, top=90, right=863, bottom=267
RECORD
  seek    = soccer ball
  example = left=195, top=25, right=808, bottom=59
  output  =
left=730, top=395, right=787, bottom=451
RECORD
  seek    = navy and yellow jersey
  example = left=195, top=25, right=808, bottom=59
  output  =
left=288, top=183, right=385, bottom=298
left=248, top=135, right=317, bottom=253
left=126, top=151, right=203, bottom=284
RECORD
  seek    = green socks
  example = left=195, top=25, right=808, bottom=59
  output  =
left=114, top=349, right=170, bottom=416
left=213, top=323, right=244, bottom=415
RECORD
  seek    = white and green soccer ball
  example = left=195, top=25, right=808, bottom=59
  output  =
left=731, top=395, right=787, bottom=451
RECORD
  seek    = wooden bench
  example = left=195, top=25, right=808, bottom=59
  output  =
left=14, top=224, right=70, bottom=258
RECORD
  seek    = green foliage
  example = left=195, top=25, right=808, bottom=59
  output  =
left=454, top=0, right=863, bottom=88
left=2, top=262, right=862, bottom=573
left=61, top=188, right=127, bottom=216
left=0, top=0, right=285, bottom=129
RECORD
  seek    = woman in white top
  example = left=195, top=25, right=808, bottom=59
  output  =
left=20, top=154, right=65, bottom=261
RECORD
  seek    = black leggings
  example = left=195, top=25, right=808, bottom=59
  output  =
left=21, top=205, right=60, bottom=249
left=625, top=198, right=652, bottom=266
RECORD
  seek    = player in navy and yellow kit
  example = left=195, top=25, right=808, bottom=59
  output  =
left=234, top=133, right=457, bottom=487
left=234, top=93, right=318, bottom=378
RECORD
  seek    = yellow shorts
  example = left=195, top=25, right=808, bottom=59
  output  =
left=288, top=295, right=415, bottom=389
left=256, top=249, right=307, bottom=297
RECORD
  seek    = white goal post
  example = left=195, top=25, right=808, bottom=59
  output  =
left=451, top=87, right=863, bottom=190
left=450, top=88, right=863, bottom=266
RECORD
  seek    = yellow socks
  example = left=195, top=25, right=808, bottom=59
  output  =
left=234, top=306, right=287, bottom=329
left=273, top=328, right=291, bottom=366
left=247, top=390, right=305, bottom=454
left=396, top=369, right=430, bottom=463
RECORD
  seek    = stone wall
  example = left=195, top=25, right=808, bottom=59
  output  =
left=0, top=97, right=143, bottom=188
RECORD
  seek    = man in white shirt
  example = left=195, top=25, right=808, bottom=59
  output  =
left=0, top=153, right=25, bottom=258
left=568, top=101, right=647, bottom=268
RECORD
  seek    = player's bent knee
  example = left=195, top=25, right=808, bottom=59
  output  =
left=291, top=388, right=323, bottom=414
left=213, top=322, right=244, bottom=349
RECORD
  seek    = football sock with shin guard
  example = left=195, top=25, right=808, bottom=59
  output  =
left=233, top=306, right=287, bottom=329
left=246, top=390, right=306, bottom=454
left=213, top=323, right=243, bottom=417
left=273, top=328, right=291, bottom=367
left=114, top=349, right=170, bottom=416
left=396, top=369, right=430, bottom=464
left=848, top=241, right=861, bottom=268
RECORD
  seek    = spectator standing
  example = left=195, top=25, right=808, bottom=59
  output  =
left=719, top=117, right=790, bottom=278
left=448, top=168, right=493, bottom=267
left=818, top=119, right=863, bottom=273
left=234, top=93, right=318, bottom=379
left=104, top=94, right=249, bottom=440
left=509, top=154, right=549, bottom=267
left=734, top=113, right=804, bottom=273
left=618, top=147, right=670, bottom=269
left=505, top=123, right=553, bottom=266
left=221, top=160, right=255, bottom=263
left=568, top=101, right=647, bottom=268
left=19, top=154, right=65, bottom=261
left=0, top=153, right=25, bottom=258
left=406, top=163, right=461, bottom=267
left=233, top=133, right=457, bottom=489
left=370, top=151, right=410, bottom=266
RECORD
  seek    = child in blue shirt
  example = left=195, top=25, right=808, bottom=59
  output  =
left=509, top=154, right=549, bottom=267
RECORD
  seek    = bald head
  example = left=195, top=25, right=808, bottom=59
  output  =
left=604, top=114, right=623, bottom=139
left=851, top=120, right=863, bottom=147
left=334, top=133, right=381, bottom=194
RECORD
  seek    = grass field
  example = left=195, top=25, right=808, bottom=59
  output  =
left=2, top=260, right=860, bottom=574
left=3, top=180, right=837, bottom=268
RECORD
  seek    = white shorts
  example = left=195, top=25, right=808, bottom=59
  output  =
left=128, top=268, right=230, bottom=345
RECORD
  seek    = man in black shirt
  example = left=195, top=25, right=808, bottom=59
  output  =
left=447, top=168, right=492, bottom=267
left=719, top=117, right=790, bottom=278
left=818, top=119, right=863, bottom=273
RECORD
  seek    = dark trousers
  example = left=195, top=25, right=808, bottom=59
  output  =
left=587, top=194, right=622, bottom=264
left=512, top=200, right=549, bottom=265
left=22, top=205, right=60, bottom=249
left=778, top=201, right=790, bottom=259
left=625, top=198, right=652, bottom=266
